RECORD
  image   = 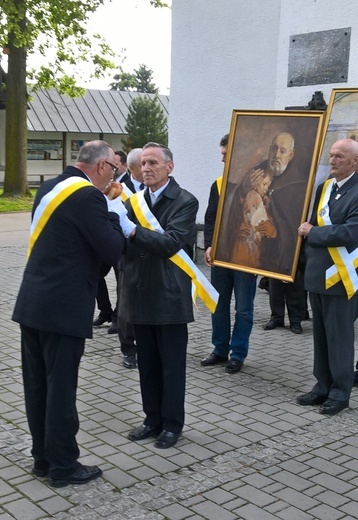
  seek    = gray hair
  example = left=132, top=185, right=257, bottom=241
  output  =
left=77, top=140, right=112, bottom=164
left=127, top=148, right=142, bottom=169
left=143, top=142, right=173, bottom=162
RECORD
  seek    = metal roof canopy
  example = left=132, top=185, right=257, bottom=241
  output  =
left=27, top=88, right=169, bottom=134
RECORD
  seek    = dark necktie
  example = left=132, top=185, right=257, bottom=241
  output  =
left=331, top=182, right=338, bottom=194
left=330, top=182, right=339, bottom=200
left=139, top=183, right=145, bottom=190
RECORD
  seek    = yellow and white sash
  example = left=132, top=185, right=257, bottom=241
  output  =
left=216, top=176, right=223, bottom=196
left=129, top=190, right=219, bottom=313
left=28, top=176, right=92, bottom=259
left=120, top=183, right=135, bottom=202
left=317, top=179, right=358, bottom=299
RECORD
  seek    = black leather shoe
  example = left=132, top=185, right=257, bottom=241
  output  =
left=319, top=398, right=349, bottom=415
left=128, top=424, right=161, bottom=441
left=201, top=352, right=228, bottom=366
left=225, top=359, right=243, bottom=374
left=263, top=319, right=284, bottom=330
left=154, top=430, right=181, bottom=449
left=93, top=313, right=112, bottom=327
left=48, top=464, right=102, bottom=488
left=258, top=276, right=269, bottom=292
left=32, top=461, right=49, bottom=478
left=297, top=391, right=327, bottom=406
left=123, top=355, right=137, bottom=369
left=290, top=323, right=302, bottom=334
left=107, top=321, right=117, bottom=334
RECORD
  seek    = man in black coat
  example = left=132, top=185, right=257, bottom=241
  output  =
left=116, top=148, right=144, bottom=368
left=12, top=140, right=126, bottom=487
left=118, top=142, right=199, bottom=449
left=297, top=138, right=358, bottom=415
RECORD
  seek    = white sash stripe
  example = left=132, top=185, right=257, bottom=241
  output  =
left=133, top=190, right=219, bottom=312
left=318, top=179, right=358, bottom=294
left=31, top=177, right=91, bottom=235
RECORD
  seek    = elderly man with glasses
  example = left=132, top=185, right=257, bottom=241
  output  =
left=13, top=140, right=126, bottom=487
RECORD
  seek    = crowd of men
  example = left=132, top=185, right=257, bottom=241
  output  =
left=12, top=133, right=358, bottom=488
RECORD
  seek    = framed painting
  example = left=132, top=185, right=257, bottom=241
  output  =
left=211, top=109, right=326, bottom=282
left=312, top=88, right=358, bottom=202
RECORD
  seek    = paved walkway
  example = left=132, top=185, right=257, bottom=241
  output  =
left=0, top=212, right=358, bottom=520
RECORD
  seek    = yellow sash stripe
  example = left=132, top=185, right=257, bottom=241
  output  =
left=129, top=191, right=219, bottom=313
left=28, top=178, right=92, bottom=259
left=317, top=179, right=358, bottom=299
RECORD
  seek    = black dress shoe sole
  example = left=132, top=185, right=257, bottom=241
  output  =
left=297, top=394, right=327, bottom=406
left=123, top=361, right=137, bottom=369
left=319, top=401, right=349, bottom=415
left=123, top=356, right=137, bottom=369
left=48, top=468, right=102, bottom=488
left=128, top=427, right=161, bottom=441
left=290, top=325, right=302, bottom=334
left=93, top=316, right=112, bottom=327
left=263, top=322, right=284, bottom=330
left=154, top=434, right=180, bottom=449
left=201, top=356, right=228, bottom=366
left=225, top=364, right=243, bottom=374
left=32, top=468, right=49, bottom=478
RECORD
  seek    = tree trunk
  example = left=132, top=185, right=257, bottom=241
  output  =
left=3, top=22, right=30, bottom=196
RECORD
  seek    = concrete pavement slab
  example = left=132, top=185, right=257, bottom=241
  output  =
left=0, top=212, right=358, bottom=519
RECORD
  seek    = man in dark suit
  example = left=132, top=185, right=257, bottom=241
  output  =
left=297, top=138, right=358, bottom=415
left=93, top=150, right=127, bottom=330
left=118, top=142, right=199, bottom=449
left=116, top=148, right=144, bottom=368
left=12, top=140, right=126, bottom=486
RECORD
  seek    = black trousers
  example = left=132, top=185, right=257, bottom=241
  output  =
left=134, top=323, right=188, bottom=434
left=21, top=325, right=85, bottom=479
left=310, top=292, right=358, bottom=401
left=269, top=275, right=306, bottom=324
left=117, top=269, right=137, bottom=356
left=96, top=262, right=118, bottom=316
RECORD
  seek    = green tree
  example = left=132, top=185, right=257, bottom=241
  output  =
left=110, top=64, right=158, bottom=94
left=0, top=0, right=167, bottom=197
left=123, top=95, right=168, bottom=152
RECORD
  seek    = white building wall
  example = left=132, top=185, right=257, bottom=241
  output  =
left=169, top=0, right=358, bottom=222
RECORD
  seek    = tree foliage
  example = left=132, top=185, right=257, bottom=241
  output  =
left=123, top=96, right=168, bottom=152
left=0, top=0, right=167, bottom=196
left=110, top=64, right=158, bottom=94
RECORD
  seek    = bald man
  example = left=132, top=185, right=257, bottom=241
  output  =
left=297, top=138, right=358, bottom=415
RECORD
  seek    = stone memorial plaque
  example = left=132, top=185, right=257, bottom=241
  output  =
left=288, top=28, right=351, bottom=87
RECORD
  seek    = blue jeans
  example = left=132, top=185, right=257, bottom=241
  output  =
left=211, top=266, right=256, bottom=362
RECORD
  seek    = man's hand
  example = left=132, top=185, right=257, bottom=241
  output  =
left=205, top=247, right=212, bottom=267
left=106, top=195, right=136, bottom=237
left=298, top=222, right=313, bottom=237
left=103, top=181, right=123, bottom=200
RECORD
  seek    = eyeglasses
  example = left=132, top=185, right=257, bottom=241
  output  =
left=104, top=160, right=118, bottom=176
